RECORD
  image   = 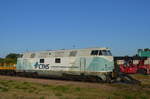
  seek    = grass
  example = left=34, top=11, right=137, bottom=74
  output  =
left=0, top=75, right=150, bottom=99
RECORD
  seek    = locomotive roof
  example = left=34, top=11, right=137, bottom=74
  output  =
left=23, top=47, right=110, bottom=53
left=21, top=47, right=111, bottom=58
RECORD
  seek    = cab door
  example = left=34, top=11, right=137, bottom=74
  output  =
left=80, top=57, right=86, bottom=72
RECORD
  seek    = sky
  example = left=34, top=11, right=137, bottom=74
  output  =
left=0, top=0, right=150, bottom=57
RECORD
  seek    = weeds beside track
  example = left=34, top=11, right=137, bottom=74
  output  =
left=0, top=75, right=149, bottom=99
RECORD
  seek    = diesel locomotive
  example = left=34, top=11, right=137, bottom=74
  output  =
left=16, top=48, right=114, bottom=82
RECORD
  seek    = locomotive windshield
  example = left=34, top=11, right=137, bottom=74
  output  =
left=91, top=50, right=112, bottom=56
left=101, top=50, right=112, bottom=56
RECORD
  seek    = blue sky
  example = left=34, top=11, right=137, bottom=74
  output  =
left=0, top=0, right=150, bottom=57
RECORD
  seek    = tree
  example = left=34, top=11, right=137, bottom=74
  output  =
left=5, top=53, right=22, bottom=64
left=0, top=53, right=22, bottom=64
left=5, top=53, right=20, bottom=59
left=0, top=58, right=4, bottom=63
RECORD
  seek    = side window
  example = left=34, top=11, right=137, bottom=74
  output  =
left=91, top=50, right=99, bottom=55
left=30, top=53, right=35, bottom=58
left=40, top=59, right=44, bottom=63
left=69, top=51, right=77, bottom=56
left=55, top=58, right=61, bottom=63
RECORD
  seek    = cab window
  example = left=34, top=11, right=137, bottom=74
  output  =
left=91, top=50, right=112, bottom=56
left=91, top=50, right=99, bottom=55
left=99, top=50, right=102, bottom=55
left=107, top=50, right=112, bottom=56
left=101, top=50, right=112, bottom=56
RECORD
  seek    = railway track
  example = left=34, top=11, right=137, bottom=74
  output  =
left=0, top=69, right=141, bottom=85
left=0, top=71, right=106, bottom=84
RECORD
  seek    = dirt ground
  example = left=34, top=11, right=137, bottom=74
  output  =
left=0, top=75, right=149, bottom=99
left=0, top=75, right=114, bottom=89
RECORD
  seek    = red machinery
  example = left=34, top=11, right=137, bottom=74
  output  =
left=137, top=60, right=150, bottom=74
left=114, top=56, right=150, bottom=75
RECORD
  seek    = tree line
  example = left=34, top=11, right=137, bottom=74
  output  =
left=0, top=53, right=22, bottom=64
